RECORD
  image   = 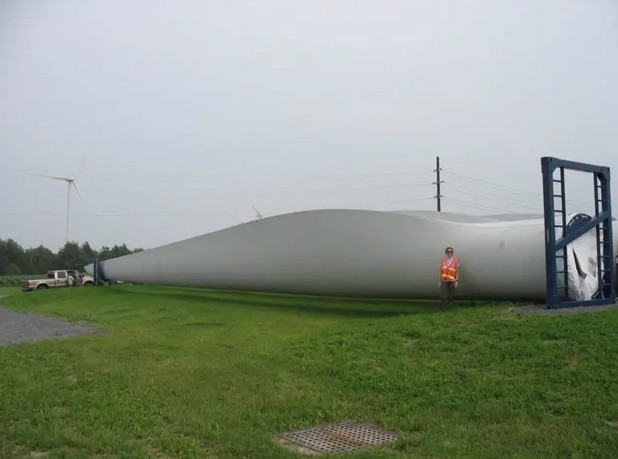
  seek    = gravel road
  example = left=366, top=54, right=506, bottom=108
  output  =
left=0, top=305, right=103, bottom=346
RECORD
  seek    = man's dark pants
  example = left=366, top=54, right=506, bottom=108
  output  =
left=440, top=281, right=456, bottom=309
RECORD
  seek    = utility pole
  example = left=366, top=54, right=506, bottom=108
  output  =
left=433, top=156, right=443, bottom=212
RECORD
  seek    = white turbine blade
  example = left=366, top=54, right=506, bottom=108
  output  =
left=72, top=181, right=85, bottom=203
left=71, top=154, right=87, bottom=179
left=33, top=172, right=71, bottom=182
left=251, top=205, right=262, bottom=219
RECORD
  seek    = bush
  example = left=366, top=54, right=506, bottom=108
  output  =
left=0, top=274, right=45, bottom=287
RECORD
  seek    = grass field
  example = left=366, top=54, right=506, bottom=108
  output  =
left=0, top=285, right=617, bottom=458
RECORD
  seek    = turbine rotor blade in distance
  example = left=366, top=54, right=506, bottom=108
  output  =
left=32, top=172, right=71, bottom=182
left=72, top=181, right=85, bottom=203
left=71, top=154, right=87, bottom=180
left=251, top=205, right=263, bottom=219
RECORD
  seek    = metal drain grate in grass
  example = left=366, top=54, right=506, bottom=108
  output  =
left=280, top=420, right=397, bottom=454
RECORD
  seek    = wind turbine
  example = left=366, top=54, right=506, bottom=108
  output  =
left=251, top=205, right=263, bottom=221
left=34, top=156, right=86, bottom=243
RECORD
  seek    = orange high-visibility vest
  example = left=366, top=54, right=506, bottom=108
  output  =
left=440, top=258, right=459, bottom=282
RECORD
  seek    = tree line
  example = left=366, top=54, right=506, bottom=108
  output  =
left=0, top=238, right=144, bottom=276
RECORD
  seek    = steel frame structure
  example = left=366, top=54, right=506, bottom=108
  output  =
left=541, top=156, right=615, bottom=308
left=92, top=259, right=106, bottom=286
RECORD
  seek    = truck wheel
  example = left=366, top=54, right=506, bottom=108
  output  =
left=37, top=284, right=48, bottom=290
left=83, top=282, right=94, bottom=287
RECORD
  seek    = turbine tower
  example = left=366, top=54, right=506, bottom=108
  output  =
left=35, top=157, right=85, bottom=243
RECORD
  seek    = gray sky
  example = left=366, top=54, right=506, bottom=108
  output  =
left=1, top=0, right=617, bottom=251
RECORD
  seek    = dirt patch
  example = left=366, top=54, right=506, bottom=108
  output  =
left=0, top=306, right=103, bottom=346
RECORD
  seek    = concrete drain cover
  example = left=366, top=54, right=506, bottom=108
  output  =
left=280, top=420, right=397, bottom=454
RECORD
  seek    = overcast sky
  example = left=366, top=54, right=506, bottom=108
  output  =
left=1, top=0, right=617, bottom=251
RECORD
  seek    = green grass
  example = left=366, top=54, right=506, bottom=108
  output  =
left=0, top=285, right=617, bottom=459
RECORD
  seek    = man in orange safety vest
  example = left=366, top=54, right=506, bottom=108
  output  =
left=438, top=246, right=460, bottom=310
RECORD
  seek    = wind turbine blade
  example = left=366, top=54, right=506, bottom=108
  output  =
left=32, top=173, right=71, bottom=182
left=71, top=154, right=87, bottom=179
left=251, top=205, right=262, bottom=219
left=72, top=181, right=85, bottom=203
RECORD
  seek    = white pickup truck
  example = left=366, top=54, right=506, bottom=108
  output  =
left=21, top=270, right=95, bottom=292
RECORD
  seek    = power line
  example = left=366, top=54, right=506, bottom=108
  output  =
left=386, top=197, right=435, bottom=205
left=445, top=171, right=590, bottom=207
left=442, top=170, right=543, bottom=201
left=442, top=169, right=593, bottom=208
left=445, top=197, right=514, bottom=214
left=444, top=183, right=542, bottom=213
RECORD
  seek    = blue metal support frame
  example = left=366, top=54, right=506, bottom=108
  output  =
left=541, top=157, right=615, bottom=308
left=92, top=259, right=107, bottom=286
